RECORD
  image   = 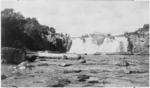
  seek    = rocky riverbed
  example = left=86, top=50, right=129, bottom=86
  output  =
left=1, top=54, right=149, bottom=87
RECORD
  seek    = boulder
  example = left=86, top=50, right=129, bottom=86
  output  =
left=87, top=77, right=99, bottom=83
left=58, top=63, right=72, bottom=67
left=84, top=53, right=87, bottom=55
left=1, top=74, right=7, bottom=80
left=1, top=47, right=25, bottom=64
left=19, top=66, right=26, bottom=70
left=78, top=59, right=86, bottom=63
left=77, top=75, right=90, bottom=81
left=14, top=61, right=34, bottom=70
left=11, top=69, right=22, bottom=76
left=17, top=61, right=28, bottom=67
left=120, top=57, right=128, bottom=59
left=63, top=69, right=82, bottom=74
left=26, top=64, right=35, bottom=70
left=52, top=79, right=71, bottom=87
left=39, top=58, right=47, bottom=61
left=124, top=70, right=131, bottom=74
left=115, top=60, right=129, bottom=66
left=62, top=55, right=69, bottom=59
left=129, top=67, right=148, bottom=74
left=25, top=55, right=37, bottom=62
left=38, top=63, right=49, bottom=66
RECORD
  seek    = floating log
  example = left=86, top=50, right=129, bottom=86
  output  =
left=104, top=52, right=133, bottom=55
left=93, top=52, right=133, bottom=55
left=37, top=52, right=81, bottom=59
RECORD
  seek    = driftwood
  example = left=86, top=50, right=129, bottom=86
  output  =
left=93, top=52, right=134, bottom=55
left=37, top=52, right=81, bottom=59
left=105, top=52, right=133, bottom=55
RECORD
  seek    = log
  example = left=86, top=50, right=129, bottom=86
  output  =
left=105, top=52, right=133, bottom=55
left=37, top=52, right=81, bottom=59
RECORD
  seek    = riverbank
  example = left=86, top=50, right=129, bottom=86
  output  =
left=1, top=54, right=149, bottom=87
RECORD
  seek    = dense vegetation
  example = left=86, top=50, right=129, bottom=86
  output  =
left=1, top=8, right=72, bottom=53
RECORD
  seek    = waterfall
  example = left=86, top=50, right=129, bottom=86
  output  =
left=69, top=36, right=128, bottom=54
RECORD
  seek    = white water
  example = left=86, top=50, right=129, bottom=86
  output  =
left=68, top=36, right=128, bottom=54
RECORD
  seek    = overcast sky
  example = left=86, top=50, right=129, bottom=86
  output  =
left=1, top=0, right=149, bottom=37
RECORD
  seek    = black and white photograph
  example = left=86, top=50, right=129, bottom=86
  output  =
left=1, top=0, right=149, bottom=87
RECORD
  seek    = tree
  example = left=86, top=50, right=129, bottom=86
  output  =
left=49, top=27, right=56, bottom=34
left=1, top=8, right=72, bottom=53
left=1, top=8, right=26, bottom=47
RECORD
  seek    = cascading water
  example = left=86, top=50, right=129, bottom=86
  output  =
left=68, top=36, right=128, bottom=54
left=98, top=37, right=128, bottom=53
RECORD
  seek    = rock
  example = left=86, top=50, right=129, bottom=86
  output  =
left=77, top=54, right=82, bottom=60
left=1, top=59, right=7, bottom=64
left=57, top=57, right=61, bottom=59
left=59, top=63, right=72, bottom=67
left=11, top=76, right=18, bottom=79
left=52, top=79, right=71, bottom=87
left=26, top=64, right=35, bottom=70
left=1, top=47, right=25, bottom=64
left=120, top=57, right=128, bottom=59
left=77, top=75, right=90, bottom=81
left=124, top=69, right=131, bottom=74
left=19, top=66, right=26, bottom=70
left=125, top=24, right=149, bottom=54
left=38, top=63, right=49, bottom=66
left=29, top=74, right=35, bottom=77
left=25, top=55, right=37, bottom=62
left=34, top=70, right=44, bottom=73
left=12, top=62, right=28, bottom=70
left=39, top=59, right=47, bottom=61
left=93, top=52, right=101, bottom=55
left=18, top=61, right=28, bottom=67
left=63, top=69, right=82, bottom=74
left=101, top=80, right=109, bottom=84
left=13, top=66, right=17, bottom=69
left=115, top=60, right=129, bottom=66
left=1, top=74, right=7, bottom=80
left=62, top=55, right=69, bottom=59
left=130, top=68, right=148, bottom=73
left=12, top=69, right=22, bottom=76
left=33, top=80, right=45, bottom=83
left=87, top=77, right=99, bottom=83
left=16, top=61, right=28, bottom=70
left=122, top=66, right=147, bottom=74
left=10, top=85, right=18, bottom=87
left=78, top=59, right=86, bottom=63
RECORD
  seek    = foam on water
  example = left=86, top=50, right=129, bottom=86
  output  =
left=69, top=36, right=128, bottom=54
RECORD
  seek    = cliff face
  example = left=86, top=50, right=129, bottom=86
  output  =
left=124, top=24, right=149, bottom=54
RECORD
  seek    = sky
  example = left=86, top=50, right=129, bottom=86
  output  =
left=1, top=0, right=149, bottom=37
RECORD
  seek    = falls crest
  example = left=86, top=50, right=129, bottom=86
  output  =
left=69, top=36, right=128, bottom=54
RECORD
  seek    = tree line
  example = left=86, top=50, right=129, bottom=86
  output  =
left=1, top=8, right=72, bottom=53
